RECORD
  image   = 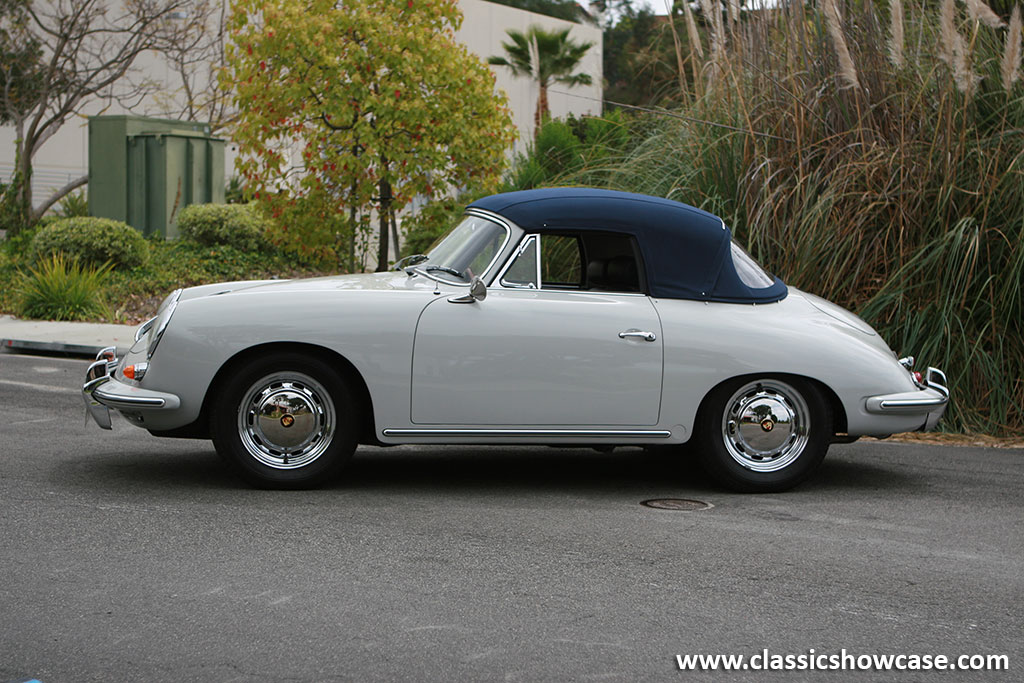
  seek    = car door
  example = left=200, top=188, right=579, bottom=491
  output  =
left=410, top=233, right=664, bottom=426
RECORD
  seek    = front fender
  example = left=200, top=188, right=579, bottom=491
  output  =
left=135, top=287, right=435, bottom=432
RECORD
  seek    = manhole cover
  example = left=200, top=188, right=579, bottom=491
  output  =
left=640, top=498, right=713, bottom=511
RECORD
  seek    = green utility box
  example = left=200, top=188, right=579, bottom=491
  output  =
left=88, top=115, right=225, bottom=239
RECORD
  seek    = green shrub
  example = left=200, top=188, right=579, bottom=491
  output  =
left=534, top=118, right=583, bottom=180
left=177, top=203, right=269, bottom=251
left=506, top=114, right=632, bottom=192
left=30, top=217, right=149, bottom=269
left=34, top=215, right=61, bottom=229
left=2, top=222, right=41, bottom=259
left=507, top=154, right=550, bottom=192
left=56, top=190, right=89, bottom=217
left=17, top=253, right=112, bottom=321
left=0, top=175, right=30, bottom=236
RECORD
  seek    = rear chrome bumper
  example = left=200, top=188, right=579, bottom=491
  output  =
left=82, top=347, right=180, bottom=430
left=866, top=367, right=950, bottom=430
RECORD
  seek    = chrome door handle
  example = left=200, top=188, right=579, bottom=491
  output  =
left=618, top=329, right=656, bottom=342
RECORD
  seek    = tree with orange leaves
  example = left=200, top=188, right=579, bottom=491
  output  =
left=225, top=0, right=517, bottom=270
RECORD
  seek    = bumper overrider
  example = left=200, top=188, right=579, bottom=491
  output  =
left=866, top=363, right=950, bottom=431
left=83, top=346, right=180, bottom=430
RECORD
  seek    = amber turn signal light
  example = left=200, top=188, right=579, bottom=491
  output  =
left=123, top=362, right=149, bottom=381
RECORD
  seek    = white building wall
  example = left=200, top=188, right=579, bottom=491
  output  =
left=456, top=0, right=603, bottom=153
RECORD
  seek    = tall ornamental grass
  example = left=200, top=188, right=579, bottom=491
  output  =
left=554, top=0, right=1024, bottom=434
left=18, top=254, right=113, bottom=321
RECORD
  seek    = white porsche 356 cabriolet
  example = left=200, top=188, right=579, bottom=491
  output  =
left=83, top=188, right=948, bottom=492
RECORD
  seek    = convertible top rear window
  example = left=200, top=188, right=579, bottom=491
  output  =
left=730, top=242, right=775, bottom=289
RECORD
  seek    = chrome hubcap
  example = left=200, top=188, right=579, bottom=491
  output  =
left=237, top=372, right=335, bottom=469
left=722, top=379, right=809, bottom=472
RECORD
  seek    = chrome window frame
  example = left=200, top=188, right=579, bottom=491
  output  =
left=496, top=234, right=541, bottom=289
left=412, top=210, right=512, bottom=287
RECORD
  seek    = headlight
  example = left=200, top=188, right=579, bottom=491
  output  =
left=148, top=288, right=182, bottom=359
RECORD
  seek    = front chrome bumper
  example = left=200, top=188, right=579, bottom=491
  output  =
left=82, top=347, right=181, bottom=430
left=866, top=366, right=950, bottom=430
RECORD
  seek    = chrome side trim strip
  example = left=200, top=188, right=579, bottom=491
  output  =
left=93, top=386, right=167, bottom=408
left=878, top=396, right=948, bottom=409
left=382, top=428, right=672, bottom=438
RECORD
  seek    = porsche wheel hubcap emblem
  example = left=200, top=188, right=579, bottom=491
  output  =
left=761, top=419, right=774, bottom=432
left=281, top=414, right=295, bottom=428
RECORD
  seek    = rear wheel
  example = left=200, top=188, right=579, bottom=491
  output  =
left=695, top=377, right=831, bottom=493
left=211, top=353, right=357, bottom=488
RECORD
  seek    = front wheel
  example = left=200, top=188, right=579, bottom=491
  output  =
left=694, top=377, right=831, bottom=493
left=211, top=353, right=357, bottom=489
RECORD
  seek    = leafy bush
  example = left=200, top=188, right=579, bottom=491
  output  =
left=177, top=203, right=269, bottom=252
left=260, top=196, right=354, bottom=269
left=17, top=253, right=112, bottom=321
left=0, top=175, right=30, bottom=236
left=30, top=217, right=149, bottom=270
left=56, top=190, right=89, bottom=217
left=506, top=113, right=633, bottom=191
left=0, top=230, right=331, bottom=324
left=507, top=119, right=585, bottom=192
left=1, top=221, right=41, bottom=259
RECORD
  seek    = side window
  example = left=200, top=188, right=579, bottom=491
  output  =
left=499, top=235, right=539, bottom=288
left=540, top=235, right=583, bottom=288
left=580, top=233, right=643, bottom=293
left=499, top=232, right=644, bottom=293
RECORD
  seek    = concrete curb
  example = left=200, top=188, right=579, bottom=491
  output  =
left=1, top=338, right=112, bottom=358
left=0, top=315, right=137, bottom=359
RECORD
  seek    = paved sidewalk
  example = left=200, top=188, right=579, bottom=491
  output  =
left=0, top=315, right=137, bottom=357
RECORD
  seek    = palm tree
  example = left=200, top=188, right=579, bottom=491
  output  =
left=488, top=26, right=595, bottom=138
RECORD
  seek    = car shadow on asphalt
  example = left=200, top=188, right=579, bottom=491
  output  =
left=64, top=442, right=916, bottom=497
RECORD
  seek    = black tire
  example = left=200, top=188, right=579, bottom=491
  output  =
left=694, top=376, right=831, bottom=493
left=211, top=352, right=358, bottom=489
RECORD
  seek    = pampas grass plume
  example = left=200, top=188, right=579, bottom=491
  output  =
left=889, top=0, right=905, bottom=67
left=965, top=0, right=1006, bottom=29
left=823, top=0, right=860, bottom=89
left=1002, top=5, right=1023, bottom=90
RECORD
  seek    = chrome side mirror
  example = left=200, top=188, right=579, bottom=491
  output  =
left=447, top=276, right=487, bottom=304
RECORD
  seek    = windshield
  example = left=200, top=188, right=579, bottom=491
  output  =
left=420, top=215, right=508, bottom=283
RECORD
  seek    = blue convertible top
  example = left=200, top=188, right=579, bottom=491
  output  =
left=469, top=188, right=787, bottom=304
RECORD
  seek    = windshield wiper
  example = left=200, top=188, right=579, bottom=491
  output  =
left=394, top=254, right=428, bottom=274
left=423, top=264, right=465, bottom=279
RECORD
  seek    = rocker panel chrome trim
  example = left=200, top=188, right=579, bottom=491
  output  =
left=381, top=428, right=672, bottom=438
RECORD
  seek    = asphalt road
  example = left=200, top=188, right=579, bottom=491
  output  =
left=1, top=352, right=1021, bottom=682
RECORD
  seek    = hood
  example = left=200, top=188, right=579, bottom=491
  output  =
left=177, top=272, right=437, bottom=302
